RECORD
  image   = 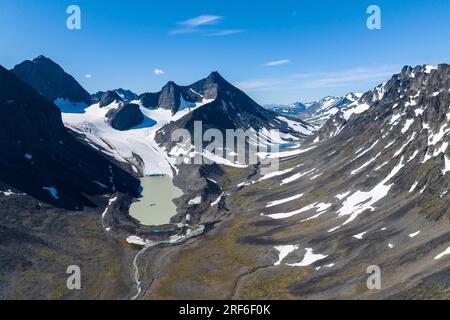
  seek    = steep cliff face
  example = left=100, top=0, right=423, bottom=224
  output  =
left=106, top=103, right=144, bottom=130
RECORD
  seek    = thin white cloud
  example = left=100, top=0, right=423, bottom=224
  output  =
left=180, top=15, right=222, bottom=26
left=85, top=74, right=92, bottom=79
left=206, top=29, right=245, bottom=36
left=302, top=66, right=398, bottom=88
left=169, top=28, right=199, bottom=35
left=263, top=59, right=291, bottom=67
left=170, top=15, right=243, bottom=36
left=170, top=15, right=222, bottom=35
left=153, top=68, right=165, bottom=76
left=235, top=78, right=294, bottom=91
left=236, top=65, right=399, bottom=92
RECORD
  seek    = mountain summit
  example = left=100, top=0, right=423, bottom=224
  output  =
left=153, top=71, right=315, bottom=148
left=139, top=71, right=232, bottom=114
left=11, top=55, right=91, bottom=105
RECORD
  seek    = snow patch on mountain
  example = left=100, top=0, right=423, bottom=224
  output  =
left=266, top=193, right=303, bottom=208
left=331, top=157, right=405, bottom=230
left=274, top=245, right=299, bottom=266
left=286, top=248, right=328, bottom=267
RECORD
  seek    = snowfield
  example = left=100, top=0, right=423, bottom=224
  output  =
left=58, top=96, right=309, bottom=176
left=57, top=98, right=212, bottom=176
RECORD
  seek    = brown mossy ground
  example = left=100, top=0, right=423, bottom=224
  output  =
left=146, top=215, right=269, bottom=299
left=233, top=267, right=312, bottom=299
left=1, top=197, right=135, bottom=300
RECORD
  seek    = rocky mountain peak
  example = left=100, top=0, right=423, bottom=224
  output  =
left=318, top=64, right=449, bottom=175
left=163, top=80, right=178, bottom=88
left=0, top=65, right=64, bottom=143
left=33, top=55, right=52, bottom=63
left=205, top=71, right=227, bottom=85
left=158, top=81, right=183, bottom=112
left=11, top=56, right=91, bottom=105
left=142, top=72, right=232, bottom=113
left=93, top=88, right=138, bottom=103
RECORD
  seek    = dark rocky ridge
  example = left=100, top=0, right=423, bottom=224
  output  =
left=139, top=92, right=160, bottom=109
left=11, top=55, right=91, bottom=105
left=158, top=81, right=186, bottom=113
left=140, top=80, right=201, bottom=113
left=92, top=88, right=138, bottom=103
left=140, top=71, right=291, bottom=118
left=154, top=72, right=313, bottom=149
left=319, top=64, right=450, bottom=142
left=106, top=103, right=144, bottom=131
left=0, top=65, right=139, bottom=209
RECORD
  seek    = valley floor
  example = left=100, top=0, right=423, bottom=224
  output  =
left=2, top=155, right=450, bottom=300
left=136, top=145, right=450, bottom=299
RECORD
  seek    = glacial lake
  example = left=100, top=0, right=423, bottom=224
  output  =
left=129, top=176, right=183, bottom=226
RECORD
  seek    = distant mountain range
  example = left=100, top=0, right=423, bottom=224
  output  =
left=92, top=88, right=139, bottom=103
left=265, top=93, right=362, bottom=127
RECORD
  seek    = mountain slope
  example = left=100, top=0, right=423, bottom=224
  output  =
left=11, top=55, right=91, bottom=105
left=53, top=65, right=314, bottom=176
left=155, top=72, right=314, bottom=149
left=144, top=64, right=450, bottom=299
left=0, top=65, right=139, bottom=209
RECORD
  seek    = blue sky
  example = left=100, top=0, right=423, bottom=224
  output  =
left=1, top=0, right=450, bottom=104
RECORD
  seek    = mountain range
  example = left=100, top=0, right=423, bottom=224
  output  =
left=10, top=56, right=313, bottom=176
left=0, top=56, right=449, bottom=300
left=265, top=92, right=362, bottom=127
left=11, top=56, right=92, bottom=106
